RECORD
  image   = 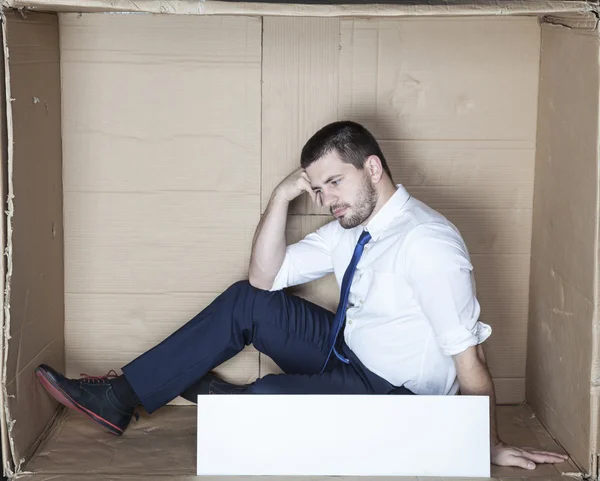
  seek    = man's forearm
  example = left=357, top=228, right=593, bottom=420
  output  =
left=461, top=369, right=500, bottom=445
left=248, top=191, right=290, bottom=290
left=455, top=345, right=501, bottom=446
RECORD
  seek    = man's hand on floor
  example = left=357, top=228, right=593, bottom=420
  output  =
left=491, top=440, right=569, bottom=469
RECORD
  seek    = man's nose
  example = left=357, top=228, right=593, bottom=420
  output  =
left=322, top=190, right=337, bottom=207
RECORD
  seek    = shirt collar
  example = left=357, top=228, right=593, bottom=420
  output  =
left=363, top=184, right=411, bottom=241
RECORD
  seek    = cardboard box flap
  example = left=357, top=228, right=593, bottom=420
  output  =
left=1, top=10, right=65, bottom=476
left=527, top=21, right=600, bottom=475
left=0, top=11, right=9, bottom=478
left=3, top=0, right=597, bottom=16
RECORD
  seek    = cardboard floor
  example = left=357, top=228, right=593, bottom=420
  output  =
left=18, top=404, right=581, bottom=480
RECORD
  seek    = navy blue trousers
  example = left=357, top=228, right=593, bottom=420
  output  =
left=122, top=280, right=412, bottom=414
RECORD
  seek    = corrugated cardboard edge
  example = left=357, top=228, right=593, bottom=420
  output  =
left=0, top=9, right=15, bottom=478
left=0, top=9, right=7, bottom=480
left=593, top=32, right=600, bottom=480
left=0, top=0, right=596, bottom=16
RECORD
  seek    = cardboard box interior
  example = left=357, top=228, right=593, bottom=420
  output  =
left=0, top=1, right=599, bottom=479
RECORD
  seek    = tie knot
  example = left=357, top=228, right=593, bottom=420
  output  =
left=358, top=230, right=372, bottom=246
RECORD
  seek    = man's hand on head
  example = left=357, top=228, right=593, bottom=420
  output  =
left=274, top=168, right=321, bottom=205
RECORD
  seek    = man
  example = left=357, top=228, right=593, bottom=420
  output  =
left=36, top=121, right=567, bottom=470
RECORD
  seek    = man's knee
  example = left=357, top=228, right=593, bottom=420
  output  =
left=226, top=279, right=252, bottom=292
left=221, top=279, right=261, bottom=304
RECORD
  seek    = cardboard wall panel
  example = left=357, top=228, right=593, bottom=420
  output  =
left=261, top=17, right=340, bottom=214
left=261, top=17, right=540, bottom=403
left=2, top=12, right=65, bottom=470
left=527, top=24, right=599, bottom=472
left=60, top=14, right=262, bottom=383
left=338, top=18, right=540, bottom=142
left=65, top=293, right=259, bottom=385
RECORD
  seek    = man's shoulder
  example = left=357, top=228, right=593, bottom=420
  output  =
left=402, top=196, right=450, bottom=226
left=399, top=198, right=468, bottom=255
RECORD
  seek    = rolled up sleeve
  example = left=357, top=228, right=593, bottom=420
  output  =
left=403, top=222, right=492, bottom=356
left=269, top=221, right=336, bottom=292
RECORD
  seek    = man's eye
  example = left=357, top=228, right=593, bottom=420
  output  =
left=331, top=179, right=340, bottom=186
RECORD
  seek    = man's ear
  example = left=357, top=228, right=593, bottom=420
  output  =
left=365, top=155, right=384, bottom=183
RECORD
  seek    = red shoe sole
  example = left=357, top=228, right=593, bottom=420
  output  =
left=35, top=368, right=124, bottom=436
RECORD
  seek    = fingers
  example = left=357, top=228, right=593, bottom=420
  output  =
left=298, top=177, right=316, bottom=203
left=518, top=449, right=569, bottom=464
left=294, top=170, right=322, bottom=207
left=505, top=453, right=536, bottom=470
left=492, top=443, right=570, bottom=471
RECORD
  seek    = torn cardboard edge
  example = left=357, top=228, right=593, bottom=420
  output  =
left=542, top=12, right=599, bottom=28
left=0, top=9, right=15, bottom=478
left=1, top=0, right=597, bottom=17
left=0, top=19, right=8, bottom=476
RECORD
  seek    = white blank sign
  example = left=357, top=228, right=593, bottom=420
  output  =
left=197, top=394, right=490, bottom=477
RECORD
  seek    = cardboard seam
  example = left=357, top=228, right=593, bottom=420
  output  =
left=20, top=406, right=67, bottom=471
left=0, top=9, right=16, bottom=477
left=529, top=384, right=592, bottom=475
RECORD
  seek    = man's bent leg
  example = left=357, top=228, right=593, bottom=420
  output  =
left=248, top=364, right=373, bottom=394
left=35, top=280, right=337, bottom=434
left=122, top=280, right=335, bottom=413
left=199, top=343, right=415, bottom=396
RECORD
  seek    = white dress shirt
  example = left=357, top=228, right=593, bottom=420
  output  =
left=270, top=184, right=492, bottom=395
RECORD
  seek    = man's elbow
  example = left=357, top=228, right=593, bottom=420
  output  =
left=248, top=273, right=273, bottom=291
left=475, top=343, right=488, bottom=365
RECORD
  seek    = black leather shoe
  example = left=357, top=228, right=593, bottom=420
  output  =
left=35, top=364, right=136, bottom=436
left=180, top=372, right=249, bottom=402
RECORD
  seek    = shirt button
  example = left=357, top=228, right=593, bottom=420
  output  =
left=348, top=319, right=353, bottom=325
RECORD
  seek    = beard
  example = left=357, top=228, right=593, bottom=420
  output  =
left=332, top=174, right=378, bottom=229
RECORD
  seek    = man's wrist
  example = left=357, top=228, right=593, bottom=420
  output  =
left=271, top=189, right=292, bottom=205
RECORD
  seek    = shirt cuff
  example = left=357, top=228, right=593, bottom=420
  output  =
left=436, top=321, right=493, bottom=356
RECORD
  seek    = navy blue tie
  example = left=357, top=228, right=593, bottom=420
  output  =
left=320, top=229, right=372, bottom=374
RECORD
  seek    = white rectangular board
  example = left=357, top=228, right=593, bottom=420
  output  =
left=196, top=394, right=490, bottom=477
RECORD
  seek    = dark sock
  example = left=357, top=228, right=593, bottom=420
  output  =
left=110, top=374, right=142, bottom=408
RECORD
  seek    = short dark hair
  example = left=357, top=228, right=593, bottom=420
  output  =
left=300, top=121, right=393, bottom=181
